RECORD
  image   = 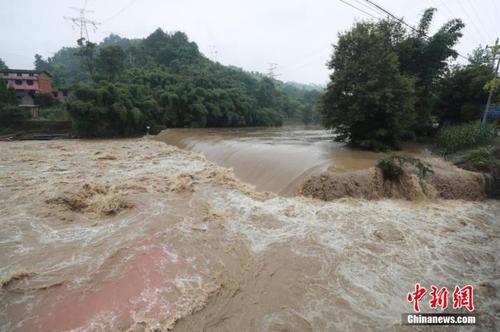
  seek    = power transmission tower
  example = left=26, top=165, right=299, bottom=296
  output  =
left=64, top=6, right=100, bottom=41
left=267, top=62, right=280, bottom=79
left=209, top=45, right=219, bottom=62
left=482, top=38, right=500, bottom=124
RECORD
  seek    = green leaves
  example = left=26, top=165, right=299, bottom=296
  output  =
left=65, top=82, right=150, bottom=137
left=436, top=122, right=496, bottom=154
left=37, top=27, right=321, bottom=135
left=435, top=60, right=494, bottom=124
left=0, top=58, right=8, bottom=71
left=321, top=20, right=416, bottom=149
left=322, top=7, right=468, bottom=150
left=377, top=155, right=433, bottom=180
left=96, top=45, right=126, bottom=81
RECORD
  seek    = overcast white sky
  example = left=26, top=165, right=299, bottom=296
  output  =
left=1, top=0, right=498, bottom=84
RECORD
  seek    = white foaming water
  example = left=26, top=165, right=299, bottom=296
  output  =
left=0, top=138, right=498, bottom=331
left=156, top=126, right=411, bottom=195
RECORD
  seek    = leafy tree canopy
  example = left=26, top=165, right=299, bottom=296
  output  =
left=41, top=28, right=319, bottom=135
left=321, top=8, right=465, bottom=149
left=0, top=58, right=8, bottom=71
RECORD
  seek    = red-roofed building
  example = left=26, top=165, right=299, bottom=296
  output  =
left=2, top=69, right=54, bottom=116
left=2, top=69, right=53, bottom=106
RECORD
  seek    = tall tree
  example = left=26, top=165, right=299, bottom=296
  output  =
left=97, top=45, right=126, bottom=81
left=34, top=54, right=51, bottom=72
left=76, top=38, right=97, bottom=81
left=321, top=21, right=416, bottom=150
left=396, top=8, right=464, bottom=134
left=0, top=58, right=8, bottom=71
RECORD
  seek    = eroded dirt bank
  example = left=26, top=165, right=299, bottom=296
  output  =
left=300, top=158, right=489, bottom=201
left=0, top=139, right=499, bottom=331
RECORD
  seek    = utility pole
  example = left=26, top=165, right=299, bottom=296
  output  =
left=482, top=38, right=499, bottom=124
left=64, top=6, right=100, bottom=41
left=267, top=62, right=280, bottom=79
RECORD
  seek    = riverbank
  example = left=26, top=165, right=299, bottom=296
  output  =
left=0, top=138, right=499, bottom=331
left=300, top=156, right=489, bottom=201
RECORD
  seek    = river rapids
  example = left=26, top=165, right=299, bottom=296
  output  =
left=0, top=136, right=498, bottom=331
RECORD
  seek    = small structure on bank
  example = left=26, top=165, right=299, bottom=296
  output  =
left=1, top=69, right=56, bottom=117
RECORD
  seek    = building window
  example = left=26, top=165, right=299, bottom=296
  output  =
left=15, top=80, right=22, bottom=85
left=16, top=73, right=22, bottom=77
left=29, top=73, right=34, bottom=77
left=27, top=80, right=34, bottom=85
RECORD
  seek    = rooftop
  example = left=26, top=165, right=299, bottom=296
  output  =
left=1, top=69, right=52, bottom=77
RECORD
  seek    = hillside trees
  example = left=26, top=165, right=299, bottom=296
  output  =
left=96, top=45, right=126, bottom=81
left=36, top=28, right=315, bottom=136
left=301, top=90, right=322, bottom=125
left=64, top=82, right=154, bottom=137
left=0, top=58, right=8, bottom=71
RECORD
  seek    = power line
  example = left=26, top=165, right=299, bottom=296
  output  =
left=436, top=0, right=457, bottom=22
left=359, top=0, right=470, bottom=62
left=362, top=0, right=418, bottom=33
left=485, top=0, right=500, bottom=27
left=455, top=0, right=490, bottom=42
left=101, top=0, right=137, bottom=24
left=351, top=0, right=384, bottom=18
left=461, top=0, right=494, bottom=41
left=282, top=45, right=331, bottom=70
left=337, top=0, right=379, bottom=20
left=490, top=0, right=500, bottom=21
left=435, top=0, right=484, bottom=60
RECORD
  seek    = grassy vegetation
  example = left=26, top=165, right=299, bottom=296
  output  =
left=38, top=107, right=70, bottom=121
left=377, top=155, right=433, bottom=180
left=464, top=147, right=497, bottom=168
left=0, top=127, right=15, bottom=136
left=435, top=122, right=497, bottom=154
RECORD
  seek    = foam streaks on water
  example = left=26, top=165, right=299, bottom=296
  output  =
left=156, top=126, right=394, bottom=195
left=0, top=137, right=498, bottom=331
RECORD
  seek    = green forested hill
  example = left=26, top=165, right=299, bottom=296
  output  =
left=34, top=29, right=321, bottom=136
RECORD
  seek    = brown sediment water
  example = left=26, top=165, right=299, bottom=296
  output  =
left=0, top=137, right=499, bottom=331
left=156, top=127, right=489, bottom=200
left=155, top=126, right=400, bottom=195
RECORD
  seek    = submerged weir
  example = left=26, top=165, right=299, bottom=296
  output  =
left=156, top=126, right=392, bottom=195
left=156, top=126, right=489, bottom=200
left=0, top=135, right=498, bottom=331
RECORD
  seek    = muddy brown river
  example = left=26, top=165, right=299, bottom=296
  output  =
left=0, top=131, right=499, bottom=331
left=156, top=126, right=424, bottom=195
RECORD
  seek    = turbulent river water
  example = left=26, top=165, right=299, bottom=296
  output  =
left=0, top=130, right=498, bottom=331
left=156, top=126, right=422, bottom=195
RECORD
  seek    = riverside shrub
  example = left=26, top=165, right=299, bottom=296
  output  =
left=377, top=155, right=433, bottom=180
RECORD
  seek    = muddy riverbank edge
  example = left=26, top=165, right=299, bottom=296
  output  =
left=299, top=159, right=492, bottom=201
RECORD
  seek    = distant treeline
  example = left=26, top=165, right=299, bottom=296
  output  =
left=33, top=30, right=322, bottom=137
